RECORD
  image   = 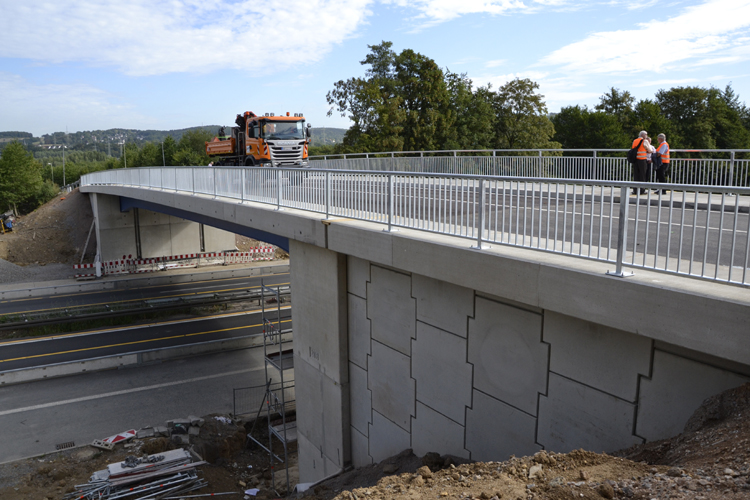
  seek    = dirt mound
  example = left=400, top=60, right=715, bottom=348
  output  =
left=304, top=384, right=750, bottom=500
left=0, top=188, right=96, bottom=266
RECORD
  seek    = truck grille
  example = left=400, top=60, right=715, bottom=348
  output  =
left=268, top=141, right=304, bottom=166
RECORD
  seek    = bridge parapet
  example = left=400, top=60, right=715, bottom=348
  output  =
left=82, top=167, right=750, bottom=286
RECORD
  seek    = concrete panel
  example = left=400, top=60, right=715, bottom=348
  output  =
left=100, top=228, right=137, bottom=261
left=468, top=297, right=547, bottom=416
left=348, top=294, right=370, bottom=370
left=367, top=266, right=415, bottom=356
left=328, top=222, right=394, bottom=268
left=465, top=389, right=541, bottom=462
left=351, top=426, right=373, bottom=468
left=412, top=322, right=472, bottom=424
left=369, top=410, right=411, bottom=464
left=347, top=256, right=370, bottom=299
left=290, top=240, right=349, bottom=482
left=544, top=311, right=652, bottom=402
left=412, top=274, right=473, bottom=337
left=203, top=225, right=236, bottom=251
left=412, top=401, right=469, bottom=459
left=349, top=362, right=371, bottom=436
left=636, top=350, right=748, bottom=441
left=290, top=241, right=348, bottom=381
left=538, top=373, right=642, bottom=454
left=297, top=431, right=341, bottom=482
left=368, top=340, right=415, bottom=431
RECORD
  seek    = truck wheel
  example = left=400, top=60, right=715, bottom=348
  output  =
left=244, top=157, right=256, bottom=167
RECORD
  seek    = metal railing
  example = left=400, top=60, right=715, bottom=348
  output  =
left=82, top=167, right=750, bottom=286
left=311, top=149, right=750, bottom=187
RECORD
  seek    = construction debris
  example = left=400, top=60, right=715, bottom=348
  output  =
left=64, top=448, right=210, bottom=500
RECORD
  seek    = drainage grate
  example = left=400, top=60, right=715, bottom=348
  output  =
left=56, top=441, right=75, bottom=450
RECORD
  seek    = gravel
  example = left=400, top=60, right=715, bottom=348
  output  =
left=0, top=259, right=74, bottom=286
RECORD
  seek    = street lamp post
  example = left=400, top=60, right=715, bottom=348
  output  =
left=161, top=141, right=166, bottom=166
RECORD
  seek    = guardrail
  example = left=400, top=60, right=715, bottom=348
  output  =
left=310, top=149, right=750, bottom=187
left=81, top=167, right=750, bottom=286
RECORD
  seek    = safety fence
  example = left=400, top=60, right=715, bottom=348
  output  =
left=233, top=381, right=296, bottom=418
left=74, top=247, right=274, bottom=278
left=81, top=167, right=750, bottom=286
left=311, top=149, right=750, bottom=187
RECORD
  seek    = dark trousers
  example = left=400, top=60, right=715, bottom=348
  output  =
left=655, top=164, right=668, bottom=184
left=632, top=159, right=647, bottom=192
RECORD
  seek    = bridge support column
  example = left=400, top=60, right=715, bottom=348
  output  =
left=290, top=240, right=351, bottom=483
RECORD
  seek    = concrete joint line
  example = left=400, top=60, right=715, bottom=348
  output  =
left=548, top=370, right=636, bottom=404
left=415, top=398, right=467, bottom=427
left=471, top=387, right=539, bottom=420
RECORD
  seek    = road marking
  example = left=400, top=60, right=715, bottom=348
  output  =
left=0, top=272, right=289, bottom=306
left=0, top=306, right=292, bottom=347
left=1, top=280, right=290, bottom=315
left=0, top=367, right=266, bottom=417
left=0, top=317, right=292, bottom=364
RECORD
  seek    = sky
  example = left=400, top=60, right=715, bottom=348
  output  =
left=1, top=0, right=750, bottom=137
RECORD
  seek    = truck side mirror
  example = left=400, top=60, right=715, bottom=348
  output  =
left=306, top=124, right=312, bottom=138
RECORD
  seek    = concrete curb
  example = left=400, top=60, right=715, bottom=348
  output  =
left=0, top=331, right=293, bottom=386
left=0, top=262, right=290, bottom=300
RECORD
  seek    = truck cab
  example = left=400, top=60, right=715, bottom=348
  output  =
left=206, top=111, right=311, bottom=167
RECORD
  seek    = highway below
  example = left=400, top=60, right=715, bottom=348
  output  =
left=0, top=271, right=290, bottom=317
left=0, top=307, right=292, bottom=371
left=0, top=347, right=288, bottom=463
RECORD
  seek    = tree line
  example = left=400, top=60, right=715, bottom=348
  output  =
left=323, top=41, right=750, bottom=155
left=0, top=130, right=214, bottom=215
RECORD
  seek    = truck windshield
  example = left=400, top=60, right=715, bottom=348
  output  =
left=261, top=120, right=305, bottom=140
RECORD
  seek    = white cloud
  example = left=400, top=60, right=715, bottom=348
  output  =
left=0, top=73, right=150, bottom=135
left=539, top=0, right=750, bottom=75
left=485, top=59, right=507, bottom=68
left=383, top=0, right=569, bottom=28
left=0, top=0, right=373, bottom=77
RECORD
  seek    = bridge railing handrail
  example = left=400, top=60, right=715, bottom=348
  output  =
left=81, top=167, right=750, bottom=287
left=310, top=148, right=750, bottom=158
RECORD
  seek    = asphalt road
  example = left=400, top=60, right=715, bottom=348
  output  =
left=0, top=271, right=290, bottom=317
left=0, top=307, right=292, bottom=371
left=0, top=346, right=290, bottom=463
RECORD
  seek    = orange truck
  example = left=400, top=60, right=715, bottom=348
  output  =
left=205, top=111, right=311, bottom=167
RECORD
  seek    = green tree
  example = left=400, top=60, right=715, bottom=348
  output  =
left=444, top=72, right=495, bottom=150
left=491, top=78, right=559, bottom=150
left=655, top=86, right=715, bottom=149
left=595, top=87, right=635, bottom=129
left=552, top=105, right=628, bottom=150
left=162, top=136, right=177, bottom=166
left=0, top=142, right=44, bottom=214
left=631, top=99, right=676, bottom=144
left=174, top=129, right=213, bottom=165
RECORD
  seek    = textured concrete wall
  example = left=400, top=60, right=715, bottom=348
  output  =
left=345, top=259, right=750, bottom=468
left=91, top=194, right=234, bottom=261
left=290, top=240, right=350, bottom=481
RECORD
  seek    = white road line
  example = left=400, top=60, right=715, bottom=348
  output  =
left=0, top=367, right=263, bottom=417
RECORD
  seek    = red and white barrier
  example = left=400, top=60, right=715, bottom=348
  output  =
left=75, top=247, right=276, bottom=279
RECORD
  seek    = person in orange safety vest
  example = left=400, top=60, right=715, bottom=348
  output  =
left=653, top=133, right=670, bottom=194
left=631, top=131, right=651, bottom=195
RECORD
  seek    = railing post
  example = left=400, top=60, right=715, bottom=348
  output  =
left=241, top=168, right=246, bottom=203
left=420, top=151, right=424, bottom=171
left=367, top=153, right=370, bottom=171
left=213, top=167, right=217, bottom=198
left=538, top=150, right=543, bottom=177
left=607, top=186, right=634, bottom=278
left=493, top=150, right=496, bottom=176
left=472, top=178, right=487, bottom=249
left=385, top=174, right=393, bottom=231
left=593, top=150, right=597, bottom=179
left=325, top=170, right=330, bottom=219
left=276, top=168, right=282, bottom=210
left=391, top=152, right=395, bottom=171
left=729, top=150, right=735, bottom=188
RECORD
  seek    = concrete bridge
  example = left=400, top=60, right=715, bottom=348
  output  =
left=80, top=164, right=750, bottom=484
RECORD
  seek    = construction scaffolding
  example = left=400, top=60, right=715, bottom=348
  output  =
left=247, top=281, right=295, bottom=497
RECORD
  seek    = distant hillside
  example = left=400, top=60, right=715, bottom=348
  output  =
left=0, top=125, right=348, bottom=151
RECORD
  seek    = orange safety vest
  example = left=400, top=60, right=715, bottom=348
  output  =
left=657, top=141, right=670, bottom=163
left=632, top=138, right=648, bottom=160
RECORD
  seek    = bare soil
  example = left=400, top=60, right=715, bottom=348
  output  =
left=0, top=187, right=286, bottom=279
left=1, top=384, right=748, bottom=499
